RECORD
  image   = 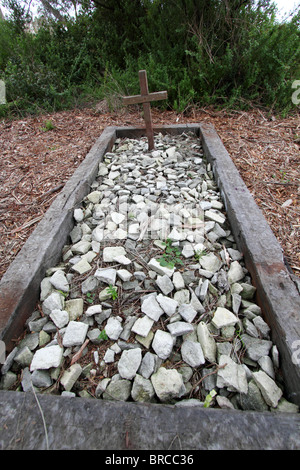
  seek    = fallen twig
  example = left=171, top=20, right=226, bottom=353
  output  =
left=37, top=184, right=64, bottom=201
left=70, top=338, right=90, bottom=366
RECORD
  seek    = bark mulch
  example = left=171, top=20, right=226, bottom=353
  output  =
left=0, top=104, right=299, bottom=281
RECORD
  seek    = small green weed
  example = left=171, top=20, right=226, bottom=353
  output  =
left=157, top=238, right=184, bottom=269
left=86, top=292, right=95, bottom=304
left=107, top=284, right=118, bottom=300
left=56, top=289, right=68, bottom=298
left=203, top=389, right=217, bottom=408
left=98, top=329, right=108, bottom=341
left=194, top=248, right=207, bottom=261
left=40, top=120, right=55, bottom=132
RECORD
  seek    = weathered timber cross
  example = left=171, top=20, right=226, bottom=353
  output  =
left=123, top=70, right=167, bottom=150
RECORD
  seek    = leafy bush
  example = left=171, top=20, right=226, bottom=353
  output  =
left=0, top=0, right=299, bottom=116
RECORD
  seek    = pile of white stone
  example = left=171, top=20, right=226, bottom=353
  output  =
left=1, top=132, right=298, bottom=413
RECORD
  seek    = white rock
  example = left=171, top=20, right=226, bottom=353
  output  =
left=108, top=170, right=120, bottom=180
left=211, top=307, right=238, bottom=329
left=74, top=208, right=84, bottom=222
left=42, top=292, right=64, bottom=315
left=181, top=340, right=205, bottom=367
left=152, top=330, right=174, bottom=360
left=63, top=321, right=89, bottom=347
left=217, top=355, right=248, bottom=394
left=205, top=210, right=225, bottom=225
left=87, top=191, right=101, bottom=204
left=178, top=304, right=197, bottom=323
left=105, top=317, right=123, bottom=340
left=131, top=374, right=156, bottom=402
left=138, top=352, right=159, bottom=379
left=128, top=223, right=140, bottom=234
left=141, top=294, right=164, bottom=321
left=182, top=244, right=195, bottom=258
left=151, top=367, right=186, bottom=402
left=167, top=321, right=194, bottom=337
left=252, top=370, right=283, bottom=408
left=64, top=298, right=84, bottom=321
left=131, top=316, right=154, bottom=337
left=85, top=305, right=102, bottom=316
left=228, top=261, right=245, bottom=284
left=104, top=349, right=115, bottom=363
left=95, top=267, right=117, bottom=285
left=132, top=194, right=144, bottom=203
left=172, top=271, right=185, bottom=290
left=71, top=258, right=92, bottom=275
left=168, top=227, right=183, bottom=241
left=103, top=246, right=126, bottom=262
left=156, top=294, right=178, bottom=316
left=117, top=269, right=132, bottom=282
left=113, top=255, right=131, bottom=265
left=111, top=212, right=125, bottom=225
left=72, top=240, right=91, bottom=255
left=190, top=292, right=205, bottom=313
left=173, top=289, right=190, bottom=305
left=197, top=321, right=217, bottom=363
left=200, top=253, right=222, bottom=273
left=114, top=228, right=127, bottom=239
left=166, top=146, right=176, bottom=158
left=60, top=363, right=82, bottom=391
left=92, top=226, right=104, bottom=242
left=30, top=345, right=63, bottom=371
left=155, top=274, right=174, bottom=295
left=49, top=270, right=69, bottom=292
left=50, top=309, right=69, bottom=328
left=258, top=356, right=275, bottom=379
left=118, top=348, right=142, bottom=380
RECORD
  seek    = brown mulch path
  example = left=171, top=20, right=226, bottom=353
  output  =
left=0, top=104, right=299, bottom=281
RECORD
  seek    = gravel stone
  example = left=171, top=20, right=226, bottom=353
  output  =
left=62, top=321, right=89, bottom=347
left=7, top=132, right=290, bottom=410
left=151, top=367, right=186, bottom=402
left=152, top=330, right=174, bottom=360
left=181, top=340, right=205, bottom=367
left=30, top=345, right=63, bottom=371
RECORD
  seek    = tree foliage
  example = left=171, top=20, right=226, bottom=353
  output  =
left=0, top=0, right=299, bottom=116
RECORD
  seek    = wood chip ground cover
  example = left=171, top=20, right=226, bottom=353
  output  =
left=0, top=105, right=299, bottom=281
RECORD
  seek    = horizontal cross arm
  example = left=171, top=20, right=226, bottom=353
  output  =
left=123, top=90, right=167, bottom=105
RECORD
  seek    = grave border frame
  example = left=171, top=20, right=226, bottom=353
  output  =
left=0, top=124, right=299, bottom=450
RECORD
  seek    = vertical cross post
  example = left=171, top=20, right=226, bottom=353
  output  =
left=139, top=70, right=155, bottom=151
left=123, top=70, right=167, bottom=151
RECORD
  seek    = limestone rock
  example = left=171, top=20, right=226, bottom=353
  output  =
left=217, top=355, right=248, bottom=394
left=151, top=367, right=186, bottom=402
left=211, top=307, right=238, bottom=329
left=62, top=321, right=89, bottom=347
left=197, top=321, right=217, bottom=363
left=181, top=340, right=205, bottom=367
left=103, top=379, right=132, bottom=401
left=228, top=261, right=245, bottom=284
left=141, top=294, right=164, bottom=321
left=30, top=345, right=63, bottom=371
left=152, top=330, right=174, bottom=360
left=60, top=363, right=82, bottom=391
left=131, top=315, right=154, bottom=338
left=118, top=349, right=142, bottom=380
left=252, top=370, right=283, bottom=408
left=49, top=269, right=69, bottom=292
left=105, top=317, right=123, bottom=340
left=131, top=374, right=156, bottom=402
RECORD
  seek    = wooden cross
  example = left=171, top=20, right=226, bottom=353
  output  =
left=123, top=70, right=167, bottom=150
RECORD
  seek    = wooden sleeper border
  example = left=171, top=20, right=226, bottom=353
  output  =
left=0, top=124, right=299, bottom=450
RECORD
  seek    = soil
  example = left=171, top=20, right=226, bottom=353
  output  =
left=0, top=103, right=299, bottom=281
